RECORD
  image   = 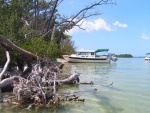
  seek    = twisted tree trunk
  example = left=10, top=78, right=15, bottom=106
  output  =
left=0, top=36, right=38, bottom=59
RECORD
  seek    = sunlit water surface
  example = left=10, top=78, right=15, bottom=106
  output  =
left=1, top=58, right=150, bottom=113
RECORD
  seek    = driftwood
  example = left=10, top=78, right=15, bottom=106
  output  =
left=0, top=76, right=20, bottom=88
left=0, top=51, right=10, bottom=102
left=80, top=81, right=94, bottom=85
left=61, top=94, right=85, bottom=102
left=0, top=51, right=10, bottom=80
left=0, top=52, right=82, bottom=108
left=47, top=72, right=80, bottom=84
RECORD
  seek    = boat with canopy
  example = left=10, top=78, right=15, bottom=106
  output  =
left=62, top=49, right=111, bottom=63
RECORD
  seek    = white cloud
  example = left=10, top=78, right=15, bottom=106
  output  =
left=113, top=21, right=128, bottom=28
left=141, top=33, right=150, bottom=40
left=66, top=18, right=112, bottom=35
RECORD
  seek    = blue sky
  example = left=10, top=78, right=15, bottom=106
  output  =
left=58, top=0, right=150, bottom=56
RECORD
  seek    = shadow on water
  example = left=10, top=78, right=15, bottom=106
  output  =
left=93, top=92, right=124, bottom=113
left=63, top=62, right=117, bottom=75
left=63, top=63, right=117, bottom=84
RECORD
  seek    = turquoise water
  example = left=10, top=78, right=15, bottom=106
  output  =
left=1, top=58, right=150, bottom=113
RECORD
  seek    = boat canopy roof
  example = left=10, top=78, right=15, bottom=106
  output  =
left=95, top=49, right=109, bottom=53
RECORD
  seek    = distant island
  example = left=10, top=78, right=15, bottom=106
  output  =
left=116, top=54, right=133, bottom=58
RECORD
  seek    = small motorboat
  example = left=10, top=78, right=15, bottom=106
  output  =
left=144, top=53, right=150, bottom=61
left=111, top=55, right=118, bottom=61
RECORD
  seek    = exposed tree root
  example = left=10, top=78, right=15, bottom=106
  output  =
left=0, top=54, right=84, bottom=109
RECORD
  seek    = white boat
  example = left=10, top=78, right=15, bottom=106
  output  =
left=144, top=53, right=150, bottom=60
left=110, top=54, right=118, bottom=61
left=62, top=49, right=111, bottom=63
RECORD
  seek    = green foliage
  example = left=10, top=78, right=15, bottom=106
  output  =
left=0, top=0, right=76, bottom=67
left=60, top=35, right=76, bottom=55
left=17, top=37, right=61, bottom=60
left=116, top=54, right=133, bottom=58
left=0, top=0, right=26, bottom=41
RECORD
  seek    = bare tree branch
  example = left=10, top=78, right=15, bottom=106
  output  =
left=60, top=0, right=113, bottom=32
left=0, top=76, right=20, bottom=89
left=42, top=0, right=59, bottom=36
left=0, top=51, right=10, bottom=81
left=62, top=0, right=114, bottom=29
left=41, top=0, right=115, bottom=38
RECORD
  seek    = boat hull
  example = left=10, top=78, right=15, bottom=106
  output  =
left=144, top=56, right=150, bottom=61
left=63, top=55, right=111, bottom=63
left=144, top=53, right=150, bottom=61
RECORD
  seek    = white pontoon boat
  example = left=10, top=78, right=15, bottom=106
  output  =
left=62, top=49, right=111, bottom=63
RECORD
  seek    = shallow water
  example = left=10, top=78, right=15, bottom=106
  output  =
left=1, top=58, right=150, bottom=113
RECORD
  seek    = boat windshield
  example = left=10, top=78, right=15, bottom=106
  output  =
left=77, top=52, right=94, bottom=55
